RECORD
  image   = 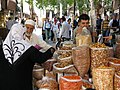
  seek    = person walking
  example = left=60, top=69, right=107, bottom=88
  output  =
left=59, top=16, right=70, bottom=41
left=51, top=19, right=60, bottom=42
left=67, top=18, right=72, bottom=40
left=6, top=17, right=14, bottom=31
left=44, top=18, right=52, bottom=42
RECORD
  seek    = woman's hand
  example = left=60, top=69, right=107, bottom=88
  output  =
left=50, top=47, right=55, bottom=54
left=34, top=44, right=42, bottom=50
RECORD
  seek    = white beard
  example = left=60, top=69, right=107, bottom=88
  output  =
left=25, top=32, right=32, bottom=37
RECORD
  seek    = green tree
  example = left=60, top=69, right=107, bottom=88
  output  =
left=26, top=0, right=113, bottom=15
left=25, top=0, right=34, bottom=19
left=76, top=0, right=90, bottom=14
left=92, top=0, right=112, bottom=14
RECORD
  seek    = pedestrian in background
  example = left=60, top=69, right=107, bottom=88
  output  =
left=109, top=13, right=119, bottom=32
left=96, top=14, right=103, bottom=36
left=51, top=18, right=60, bottom=42
left=67, top=18, right=72, bottom=40
left=59, top=16, right=70, bottom=41
left=42, top=19, right=46, bottom=40
left=108, top=13, right=119, bottom=47
left=44, top=18, right=52, bottom=42
left=72, top=15, right=78, bottom=30
left=101, top=14, right=110, bottom=44
left=13, top=16, right=19, bottom=24
left=6, top=17, right=14, bottom=31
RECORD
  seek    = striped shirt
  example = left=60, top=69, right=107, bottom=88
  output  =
left=102, top=20, right=109, bottom=30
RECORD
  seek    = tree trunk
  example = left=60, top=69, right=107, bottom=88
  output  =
left=89, top=0, right=96, bottom=28
left=89, top=0, right=97, bottom=43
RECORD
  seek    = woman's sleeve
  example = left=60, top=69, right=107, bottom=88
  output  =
left=38, top=39, right=52, bottom=52
left=30, top=46, right=55, bottom=64
left=33, top=34, right=52, bottom=52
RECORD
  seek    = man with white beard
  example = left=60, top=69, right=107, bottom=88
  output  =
left=24, top=19, right=53, bottom=52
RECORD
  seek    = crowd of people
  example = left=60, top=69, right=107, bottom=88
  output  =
left=5, top=13, right=120, bottom=46
left=0, top=13, right=119, bottom=90
left=42, top=16, right=73, bottom=42
left=42, top=13, right=120, bottom=48
left=96, top=13, right=120, bottom=47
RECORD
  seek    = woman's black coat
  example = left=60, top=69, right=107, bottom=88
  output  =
left=0, top=45, right=54, bottom=90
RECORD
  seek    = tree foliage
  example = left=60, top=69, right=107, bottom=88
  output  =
left=76, top=0, right=90, bottom=14
left=25, top=0, right=33, bottom=5
left=26, top=0, right=113, bottom=14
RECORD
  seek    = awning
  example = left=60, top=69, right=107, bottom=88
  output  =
left=7, top=0, right=16, bottom=11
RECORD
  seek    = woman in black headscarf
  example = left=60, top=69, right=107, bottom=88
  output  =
left=0, top=23, right=55, bottom=90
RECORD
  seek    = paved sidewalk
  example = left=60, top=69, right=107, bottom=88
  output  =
left=47, top=40, right=56, bottom=48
